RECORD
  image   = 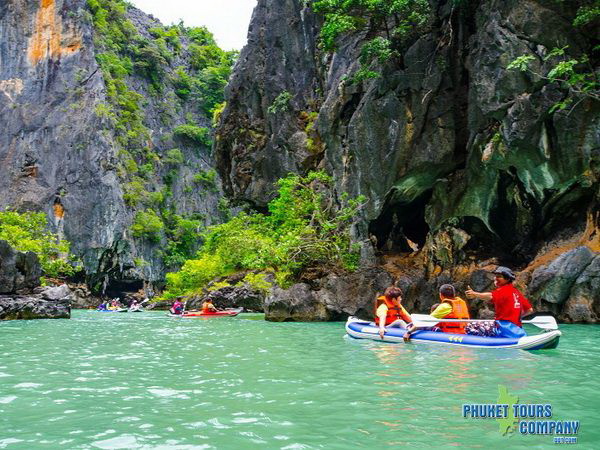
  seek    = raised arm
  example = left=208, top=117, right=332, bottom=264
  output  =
left=465, top=285, right=492, bottom=301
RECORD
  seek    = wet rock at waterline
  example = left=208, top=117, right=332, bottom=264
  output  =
left=187, top=286, right=266, bottom=313
left=549, top=254, right=600, bottom=323
left=34, top=284, right=73, bottom=301
left=0, top=296, right=70, bottom=320
left=67, top=283, right=100, bottom=309
left=265, top=283, right=329, bottom=322
left=264, top=268, right=393, bottom=322
left=0, top=241, right=72, bottom=320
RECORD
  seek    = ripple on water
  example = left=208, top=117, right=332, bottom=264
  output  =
left=147, top=388, right=190, bottom=399
left=90, top=434, right=138, bottom=449
left=0, top=439, right=24, bottom=448
left=14, top=382, right=42, bottom=388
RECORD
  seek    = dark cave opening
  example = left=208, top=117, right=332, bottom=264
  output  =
left=104, top=279, right=144, bottom=300
left=460, top=216, right=509, bottom=261
left=369, top=191, right=432, bottom=253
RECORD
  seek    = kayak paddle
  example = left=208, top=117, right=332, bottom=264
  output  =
left=411, top=314, right=558, bottom=330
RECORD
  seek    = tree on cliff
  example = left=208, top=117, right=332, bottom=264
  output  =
left=161, top=171, right=366, bottom=299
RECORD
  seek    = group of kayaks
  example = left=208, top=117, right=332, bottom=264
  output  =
left=97, top=305, right=560, bottom=351
left=97, top=308, right=143, bottom=313
left=97, top=307, right=244, bottom=317
left=167, top=307, right=244, bottom=318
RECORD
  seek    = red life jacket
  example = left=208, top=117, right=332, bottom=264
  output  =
left=374, top=296, right=409, bottom=326
left=437, top=297, right=470, bottom=334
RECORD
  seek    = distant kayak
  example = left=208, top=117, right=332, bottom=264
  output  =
left=97, top=309, right=128, bottom=313
left=345, top=317, right=561, bottom=350
left=168, top=307, right=243, bottom=318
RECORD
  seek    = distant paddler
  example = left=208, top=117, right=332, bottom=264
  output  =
left=128, top=299, right=143, bottom=312
left=108, top=298, right=122, bottom=310
left=201, top=298, right=219, bottom=313
left=465, top=266, right=533, bottom=338
left=170, top=299, right=184, bottom=315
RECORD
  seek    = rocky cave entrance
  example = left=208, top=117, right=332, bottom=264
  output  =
left=104, top=279, right=144, bottom=301
left=368, top=191, right=432, bottom=253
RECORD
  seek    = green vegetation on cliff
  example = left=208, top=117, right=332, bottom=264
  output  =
left=161, top=171, right=366, bottom=299
left=87, top=0, right=235, bottom=268
left=312, top=0, right=432, bottom=81
left=0, top=211, right=79, bottom=278
left=507, top=1, right=600, bottom=112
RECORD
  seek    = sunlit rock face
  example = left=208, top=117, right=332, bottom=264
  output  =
left=216, top=0, right=599, bottom=321
left=0, top=0, right=222, bottom=294
left=0, top=0, right=121, bottom=282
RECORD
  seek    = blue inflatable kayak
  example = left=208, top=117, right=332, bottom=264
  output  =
left=345, top=317, right=561, bottom=350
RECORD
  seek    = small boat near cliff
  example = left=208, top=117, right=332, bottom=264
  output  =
left=168, top=307, right=244, bottom=318
left=345, top=317, right=561, bottom=350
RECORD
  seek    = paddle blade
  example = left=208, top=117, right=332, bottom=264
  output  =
left=522, top=311, right=558, bottom=321
left=523, top=315, right=558, bottom=330
left=411, top=314, right=437, bottom=322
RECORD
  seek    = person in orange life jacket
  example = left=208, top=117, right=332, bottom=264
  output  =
left=375, top=286, right=412, bottom=339
left=201, top=298, right=218, bottom=313
left=465, top=266, right=533, bottom=339
left=403, top=284, right=469, bottom=341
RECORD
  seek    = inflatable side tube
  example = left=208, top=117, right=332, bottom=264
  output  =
left=345, top=317, right=560, bottom=350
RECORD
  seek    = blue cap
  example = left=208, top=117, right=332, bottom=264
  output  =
left=493, top=266, right=515, bottom=280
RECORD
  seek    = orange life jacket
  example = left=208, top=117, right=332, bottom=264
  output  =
left=374, top=296, right=409, bottom=326
left=201, top=302, right=214, bottom=313
left=437, top=297, right=470, bottom=334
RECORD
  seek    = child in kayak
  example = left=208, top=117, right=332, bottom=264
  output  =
left=375, top=286, right=412, bottom=339
left=403, top=284, right=468, bottom=341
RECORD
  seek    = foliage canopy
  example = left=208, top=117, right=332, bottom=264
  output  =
left=0, top=211, right=79, bottom=278
left=161, top=171, right=366, bottom=299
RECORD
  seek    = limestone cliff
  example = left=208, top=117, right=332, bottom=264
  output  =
left=0, top=0, right=224, bottom=296
left=216, top=0, right=599, bottom=321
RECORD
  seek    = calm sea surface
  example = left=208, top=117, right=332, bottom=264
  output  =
left=0, top=311, right=598, bottom=449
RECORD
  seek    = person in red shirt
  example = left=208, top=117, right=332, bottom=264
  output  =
left=465, top=266, right=533, bottom=338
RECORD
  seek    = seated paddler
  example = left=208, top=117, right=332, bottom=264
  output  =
left=403, top=284, right=470, bottom=341
left=201, top=298, right=218, bottom=313
left=375, top=286, right=412, bottom=339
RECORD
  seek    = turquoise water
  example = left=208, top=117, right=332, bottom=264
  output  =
left=0, top=311, right=598, bottom=449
